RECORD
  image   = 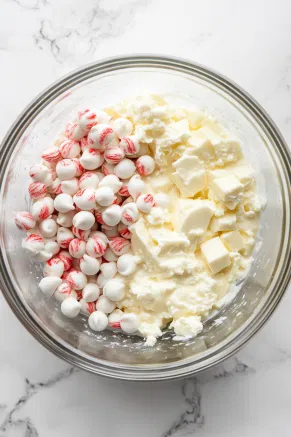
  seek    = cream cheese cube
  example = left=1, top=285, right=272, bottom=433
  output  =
left=201, top=237, right=230, bottom=274
left=172, top=155, right=206, bottom=197
left=210, top=213, right=237, bottom=232
left=173, top=199, right=215, bottom=239
left=221, top=231, right=245, bottom=252
left=210, top=174, right=243, bottom=209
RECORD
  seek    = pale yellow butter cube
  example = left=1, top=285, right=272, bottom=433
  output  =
left=201, top=237, right=230, bottom=274
left=221, top=231, right=245, bottom=252
left=210, top=214, right=237, bottom=232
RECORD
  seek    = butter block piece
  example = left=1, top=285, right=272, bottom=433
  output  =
left=172, top=155, right=206, bottom=197
left=210, top=213, right=237, bottom=232
left=201, top=237, right=230, bottom=274
left=221, top=231, right=244, bottom=252
left=174, top=199, right=215, bottom=239
left=210, top=174, right=243, bottom=209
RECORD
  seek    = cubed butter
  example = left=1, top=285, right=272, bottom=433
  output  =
left=173, top=199, right=215, bottom=239
left=172, top=155, right=206, bottom=197
left=201, top=237, right=230, bottom=274
left=210, top=214, right=237, bottom=232
left=210, top=174, right=243, bottom=209
left=221, top=231, right=245, bottom=252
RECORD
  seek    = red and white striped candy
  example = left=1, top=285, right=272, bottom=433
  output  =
left=15, top=211, right=36, bottom=231
left=108, top=309, right=124, bottom=329
left=80, top=136, right=90, bottom=153
left=136, top=193, right=155, bottom=213
left=120, top=136, right=140, bottom=156
left=109, top=236, right=130, bottom=256
left=43, top=257, right=64, bottom=277
left=57, top=227, right=74, bottom=249
left=86, top=236, right=107, bottom=258
left=22, top=233, right=44, bottom=255
left=136, top=155, right=155, bottom=176
left=28, top=181, right=47, bottom=200
left=113, top=194, right=123, bottom=205
left=79, top=299, right=96, bottom=315
left=72, top=225, right=90, bottom=240
left=59, top=139, right=81, bottom=159
left=65, top=121, right=85, bottom=141
left=29, top=164, right=49, bottom=182
left=78, top=109, right=98, bottom=132
left=74, top=188, right=96, bottom=210
left=79, top=171, right=100, bottom=189
left=101, top=224, right=119, bottom=238
left=41, top=147, right=62, bottom=163
left=104, top=147, right=125, bottom=165
left=44, top=169, right=57, bottom=187
left=48, top=177, right=62, bottom=195
left=119, top=183, right=130, bottom=197
left=71, top=158, right=84, bottom=177
left=102, top=162, right=115, bottom=176
left=58, top=250, right=73, bottom=271
left=117, top=222, right=132, bottom=240
left=54, top=281, right=77, bottom=302
left=69, top=238, right=86, bottom=259
left=121, top=202, right=139, bottom=225
left=66, top=270, right=87, bottom=290
left=31, top=197, right=54, bottom=221
left=88, top=124, right=115, bottom=149
left=94, top=209, right=105, bottom=225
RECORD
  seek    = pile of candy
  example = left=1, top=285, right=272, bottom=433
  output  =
left=15, top=108, right=158, bottom=335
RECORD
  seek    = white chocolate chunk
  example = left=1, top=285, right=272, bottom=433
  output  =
left=200, top=237, right=230, bottom=274
left=221, top=231, right=244, bottom=252
left=172, top=155, right=206, bottom=197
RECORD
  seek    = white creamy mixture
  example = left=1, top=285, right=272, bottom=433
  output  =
left=107, top=95, right=262, bottom=346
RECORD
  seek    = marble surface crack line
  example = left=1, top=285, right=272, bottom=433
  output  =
left=0, top=366, right=77, bottom=435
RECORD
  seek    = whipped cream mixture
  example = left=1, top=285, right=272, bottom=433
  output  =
left=109, top=96, right=262, bottom=346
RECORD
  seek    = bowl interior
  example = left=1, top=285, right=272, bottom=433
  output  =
left=0, top=58, right=290, bottom=379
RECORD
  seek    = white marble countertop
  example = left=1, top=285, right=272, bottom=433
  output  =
left=1, top=0, right=291, bottom=436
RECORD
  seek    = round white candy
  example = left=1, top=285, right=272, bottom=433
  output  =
left=39, top=276, right=62, bottom=297
left=127, top=175, right=145, bottom=200
left=121, top=202, right=139, bottom=225
left=80, top=149, right=104, bottom=170
left=44, top=240, right=60, bottom=256
left=95, top=295, right=116, bottom=313
left=103, top=247, right=118, bottom=262
left=80, top=254, right=100, bottom=275
left=65, top=122, right=86, bottom=141
left=29, top=164, right=49, bottom=183
left=120, top=313, right=140, bottom=334
left=39, top=218, right=58, bottom=238
left=104, top=147, right=124, bottom=165
left=117, top=222, right=132, bottom=239
left=32, top=250, right=54, bottom=262
left=120, top=135, right=140, bottom=156
left=31, top=197, right=54, bottom=221
left=95, top=186, right=114, bottom=207
left=82, top=282, right=100, bottom=302
left=57, top=211, right=76, bottom=228
left=69, top=238, right=86, bottom=258
left=100, top=262, right=117, bottom=279
left=79, top=171, right=100, bottom=189
left=113, top=118, right=133, bottom=139
left=101, top=224, right=119, bottom=238
left=79, top=299, right=96, bottom=316
left=54, top=194, right=75, bottom=213
left=136, top=155, right=155, bottom=176
left=61, top=178, right=79, bottom=196
left=88, top=124, right=115, bottom=149
left=102, top=162, right=115, bottom=176
left=57, top=227, right=74, bottom=249
left=73, top=188, right=96, bottom=210
left=88, top=311, right=108, bottom=332
left=67, top=270, right=87, bottom=290
left=59, top=139, right=81, bottom=159
left=58, top=250, right=72, bottom=270
left=94, top=110, right=111, bottom=124
left=117, top=254, right=137, bottom=276
left=108, top=309, right=123, bottom=328
left=89, top=231, right=108, bottom=244
left=22, top=233, right=44, bottom=255
left=41, top=146, right=61, bottom=163
left=72, top=211, right=95, bottom=231
left=114, top=159, right=136, bottom=179
left=43, top=257, right=64, bottom=277
left=155, top=193, right=170, bottom=209
left=61, top=297, right=81, bottom=318
left=99, top=174, right=122, bottom=194
left=136, top=194, right=155, bottom=213
left=56, top=159, right=77, bottom=180
left=47, top=177, right=62, bottom=195
left=103, top=277, right=125, bottom=302
left=102, top=204, right=122, bottom=226
left=86, top=236, right=107, bottom=258
left=72, top=225, right=90, bottom=240
left=96, top=273, right=108, bottom=288
left=109, top=236, right=130, bottom=256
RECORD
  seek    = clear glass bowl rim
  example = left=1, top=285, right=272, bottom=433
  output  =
left=1, top=54, right=291, bottom=381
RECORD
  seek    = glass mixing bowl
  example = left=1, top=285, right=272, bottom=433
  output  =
left=1, top=55, right=291, bottom=381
